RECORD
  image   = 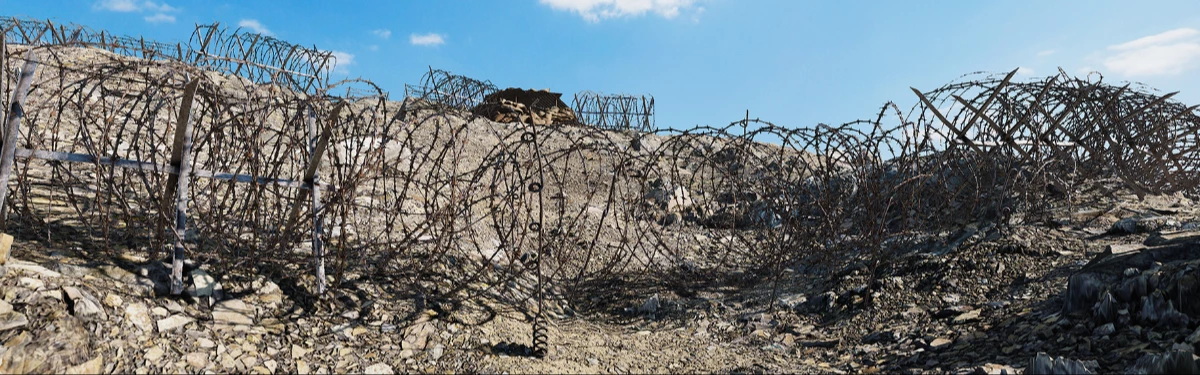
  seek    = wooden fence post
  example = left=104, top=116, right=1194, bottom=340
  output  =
left=307, top=105, right=327, bottom=294
left=911, top=87, right=986, bottom=156
left=281, top=102, right=341, bottom=295
left=166, top=79, right=200, bottom=295
left=0, top=49, right=39, bottom=231
left=1, top=33, right=6, bottom=122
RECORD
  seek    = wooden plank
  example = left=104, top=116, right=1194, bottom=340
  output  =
left=192, top=169, right=308, bottom=188
left=279, top=102, right=342, bottom=295
left=1104, top=92, right=1190, bottom=177
left=0, top=49, right=39, bottom=230
left=1008, top=75, right=1060, bottom=162
left=309, top=106, right=326, bottom=295
left=911, top=87, right=986, bottom=155
left=1030, top=91, right=1084, bottom=160
left=17, top=148, right=175, bottom=172
left=1106, top=243, right=1145, bottom=256
left=12, top=148, right=310, bottom=189
left=1058, top=85, right=1129, bottom=167
left=168, top=79, right=199, bottom=296
left=161, top=80, right=200, bottom=212
left=1, top=33, right=6, bottom=124
left=301, top=102, right=344, bottom=183
left=952, top=95, right=1034, bottom=163
left=1144, top=230, right=1200, bottom=246
left=159, top=79, right=199, bottom=268
left=282, top=102, right=344, bottom=234
left=959, top=68, right=1019, bottom=136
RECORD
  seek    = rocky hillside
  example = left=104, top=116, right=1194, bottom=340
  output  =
left=2, top=143, right=1199, bottom=375
left=3, top=23, right=1200, bottom=375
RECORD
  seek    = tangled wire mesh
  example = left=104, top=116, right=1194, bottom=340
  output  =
left=3, top=17, right=1200, bottom=358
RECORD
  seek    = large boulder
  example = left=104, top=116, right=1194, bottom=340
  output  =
left=1127, top=351, right=1199, bottom=374
left=1065, top=242, right=1200, bottom=317
left=1027, top=352, right=1096, bottom=374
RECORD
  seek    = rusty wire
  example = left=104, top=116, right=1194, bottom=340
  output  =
left=188, top=23, right=332, bottom=95
left=403, top=67, right=498, bottom=111
left=1, top=17, right=184, bottom=61
left=571, top=91, right=655, bottom=132
left=4, top=19, right=1200, bottom=358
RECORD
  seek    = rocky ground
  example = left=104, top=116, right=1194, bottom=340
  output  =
left=1, top=183, right=1199, bottom=374
left=3, top=42, right=1200, bottom=375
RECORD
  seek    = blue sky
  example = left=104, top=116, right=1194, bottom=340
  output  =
left=5, top=0, right=1200, bottom=131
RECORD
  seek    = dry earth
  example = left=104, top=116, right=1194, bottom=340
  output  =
left=1, top=44, right=1200, bottom=375
left=2, top=147, right=1200, bottom=374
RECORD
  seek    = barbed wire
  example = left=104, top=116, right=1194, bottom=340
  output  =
left=4, top=19, right=1199, bottom=359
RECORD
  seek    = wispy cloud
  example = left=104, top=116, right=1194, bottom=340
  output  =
left=329, top=50, right=355, bottom=75
left=539, top=0, right=701, bottom=23
left=372, top=29, right=392, bottom=39
left=142, top=1, right=176, bottom=13
left=410, top=33, right=445, bottom=46
left=1110, top=28, right=1198, bottom=51
left=691, top=6, right=705, bottom=23
left=1036, top=49, right=1056, bottom=57
left=1016, top=66, right=1036, bottom=76
left=1101, top=28, right=1200, bottom=77
left=94, top=0, right=139, bottom=12
left=144, top=13, right=175, bottom=24
left=238, top=19, right=273, bottom=36
left=94, top=0, right=179, bottom=23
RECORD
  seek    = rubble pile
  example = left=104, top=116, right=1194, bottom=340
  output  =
left=470, top=88, right=578, bottom=125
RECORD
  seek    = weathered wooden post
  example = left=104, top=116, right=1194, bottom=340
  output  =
left=0, top=49, right=40, bottom=231
left=307, top=105, right=327, bottom=294
left=283, top=102, right=341, bottom=295
left=1, top=33, right=6, bottom=121
left=165, top=79, right=200, bottom=295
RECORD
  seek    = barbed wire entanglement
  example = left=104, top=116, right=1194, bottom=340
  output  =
left=188, top=23, right=332, bottom=94
left=1, top=17, right=184, bottom=61
left=4, top=17, right=1200, bottom=359
left=403, top=67, right=498, bottom=110
left=572, top=91, right=655, bottom=132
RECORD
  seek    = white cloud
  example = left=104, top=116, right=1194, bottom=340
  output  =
left=1102, top=28, right=1200, bottom=77
left=1016, top=66, right=1035, bottom=76
left=94, top=0, right=139, bottom=12
left=410, top=33, right=446, bottom=46
left=144, top=13, right=175, bottom=24
left=368, top=45, right=380, bottom=52
left=329, top=50, right=355, bottom=75
left=95, top=0, right=179, bottom=23
left=238, top=19, right=273, bottom=36
left=539, top=0, right=700, bottom=22
left=1036, top=49, right=1056, bottom=57
left=1110, top=28, right=1198, bottom=51
left=142, top=1, right=176, bottom=13
left=372, top=29, right=392, bottom=39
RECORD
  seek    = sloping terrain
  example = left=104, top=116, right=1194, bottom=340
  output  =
left=2, top=25, right=1200, bottom=375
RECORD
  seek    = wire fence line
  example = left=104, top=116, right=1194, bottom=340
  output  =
left=3, top=17, right=1200, bottom=358
left=402, top=68, right=657, bottom=132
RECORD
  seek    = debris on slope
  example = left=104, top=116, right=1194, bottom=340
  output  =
left=471, top=88, right=578, bottom=125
